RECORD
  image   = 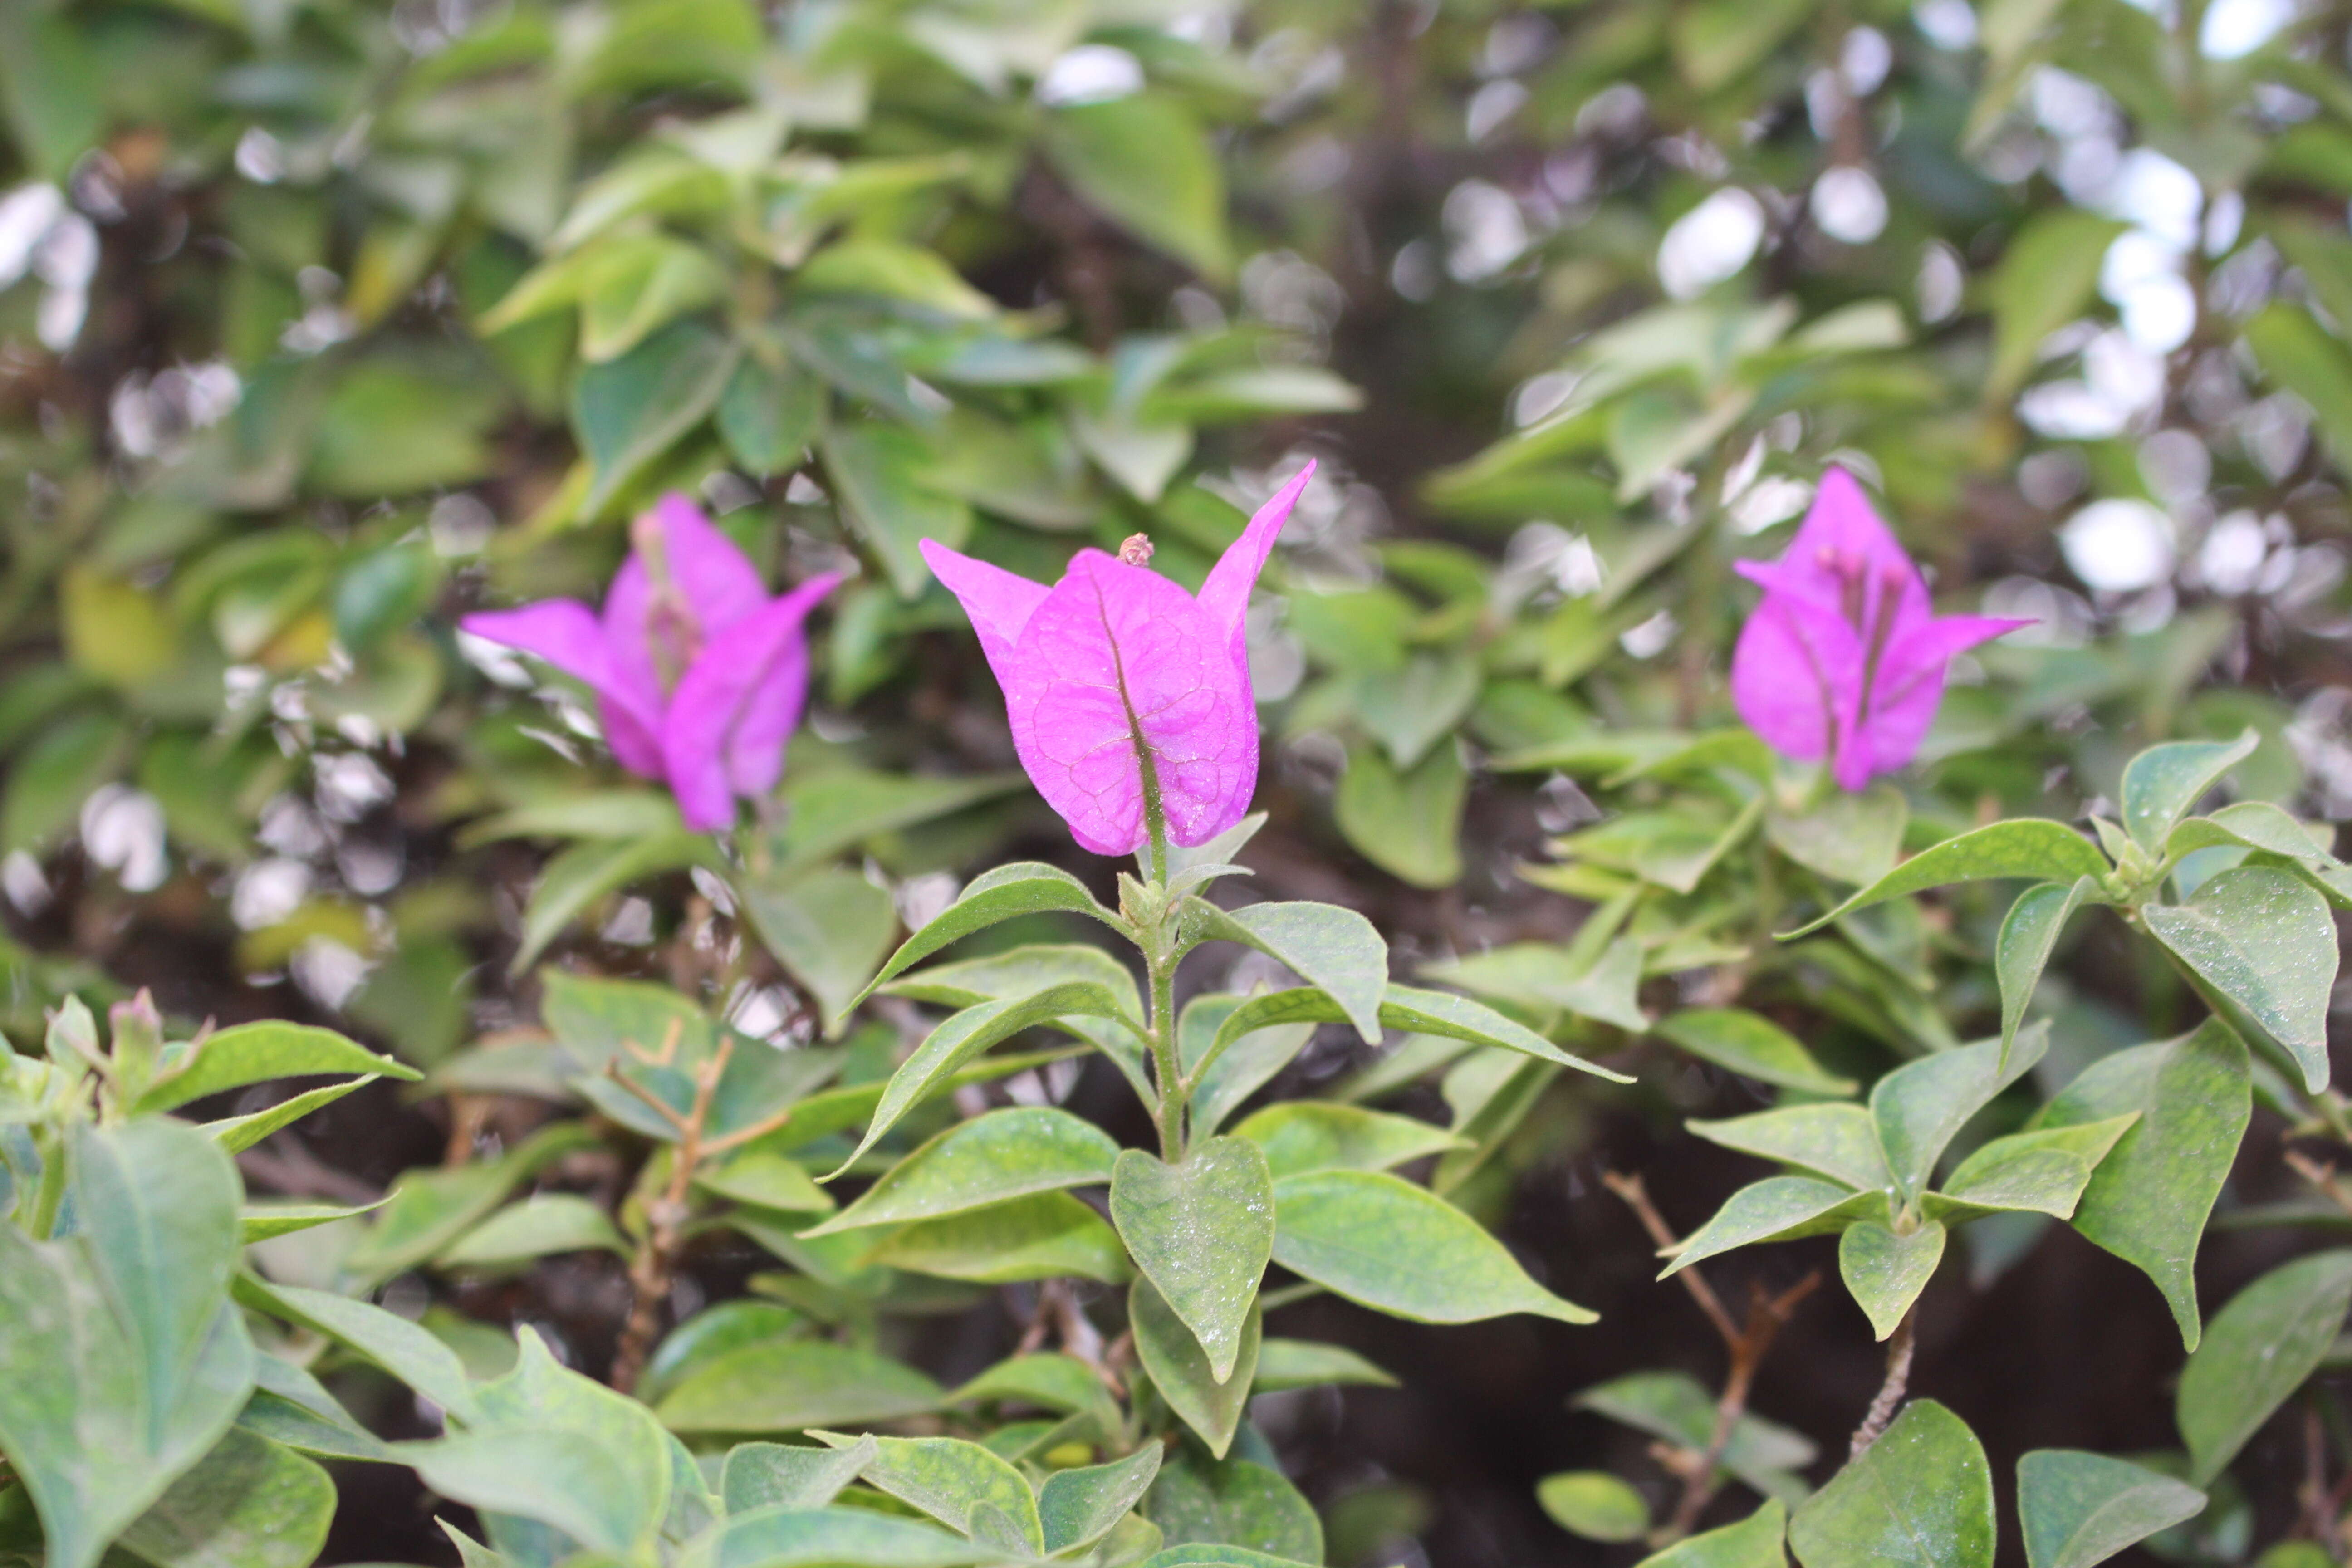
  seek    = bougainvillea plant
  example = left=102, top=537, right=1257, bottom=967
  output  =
left=5, top=2, right=2352, bottom=1568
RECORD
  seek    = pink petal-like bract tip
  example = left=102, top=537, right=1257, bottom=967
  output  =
left=461, top=497, right=839, bottom=828
left=1731, top=468, right=2030, bottom=789
left=923, top=462, right=1312, bottom=857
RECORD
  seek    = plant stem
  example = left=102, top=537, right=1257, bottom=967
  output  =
left=611, top=1036, right=732, bottom=1394
left=1849, top=1307, right=1918, bottom=1459
left=1605, top=1171, right=1818, bottom=1543
left=1144, top=937, right=1184, bottom=1161
left=26, top=1126, right=66, bottom=1240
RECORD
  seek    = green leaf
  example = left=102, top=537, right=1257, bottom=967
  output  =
left=718, top=351, right=826, bottom=476
left=1633, top=1500, right=1789, bottom=1568
left=115, top=1428, right=335, bottom=1568
left=741, top=1047, right=1079, bottom=1155
left=2167, top=802, right=2339, bottom=866
left=1785, top=822, right=2111, bottom=938
left=799, top=240, right=995, bottom=318
left=1182, top=899, right=1387, bottom=1044
left=721, top=1435, right=876, bottom=1513
left=885, top=943, right=1140, bottom=1014
left=823, top=424, right=975, bottom=600
left=133, top=1021, right=418, bottom=1113
left=572, top=320, right=739, bottom=519
left=1927, top=1118, right=2136, bottom=1221
left=766, top=766, right=1026, bottom=874
left=1140, top=1549, right=1316, bottom=1568
left=1201, top=985, right=1627, bottom=1089
left=578, top=234, right=726, bottom=362
left=807, top=1108, right=1117, bottom=1235
left=1147, top=1449, right=1322, bottom=1566
left=865, top=1191, right=1132, bottom=1284
left=2143, top=867, right=2338, bottom=1092
left=739, top=866, right=899, bottom=1037
left=834, top=982, right=1135, bottom=1175
left=394, top=1399, right=670, bottom=1559
left=2176, top=1250, right=2352, bottom=1485
left=309, top=365, right=498, bottom=497
left=857, top=864, right=1122, bottom=1006
left=701, top=1505, right=990, bottom=1568
left=1183, top=994, right=1317, bottom=1138
left=696, top=1149, right=836, bottom=1215
left=1334, top=740, right=1468, bottom=888
left=654, top=1339, right=942, bottom=1434
left=1767, top=785, right=1908, bottom=887
left=1575, top=1374, right=1816, bottom=1503
left=1671, top=0, right=1814, bottom=91
left=1652, top=1010, right=1857, bottom=1096
left=1987, top=211, right=2129, bottom=399
left=1040, top=1446, right=1164, bottom=1555
left=0, top=13, right=102, bottom=180
left=1869, top=1025, right=2048, bottom=1200
left=0, top=1122, right=255, bottom=1568
left=459, top=790, right=686, bottom=848
left=514, top=831, right=719, bottom=972
left=240, top=1199, right=386, bottom=1243
left=2015, top=1450, right=2205, bottom=1568
left=235, top=1367, right=395, bottom=1466
left=638, top=1301, right=802, bottom=1410
left=1232, top=1102, right=1464, bottom=1178
left=1251, top=1339, right=1399, bottom=1392
left=1073, top=410, right=1191, bottom=503
left=950, top=1353, right=1121, bottom=1426
left=1688, top=1105, right=1893, bottom=1191
left=200, top=1078, right=377, bottom=1154
left=2121, top=731, right=2259, bottom=849
left=1421, top=936, right=1651, bottom=1034
left=1789, top=1401, right=1993, bottom=1568
left=1667, top=1178, right=1883, bottom=1277
left=1996, top=879, right=2097, bottom=1063
left=1355, top=652, right=1481, bottom=770
left=1130, top=1275, right=1259, bottom=1458
left=343, top=1122, right=599, bottom=1278
left=233, top=1277, right=478, bottom=1424
left=1837, top=1220, right=1946, bottom=1340
left=4, top=710, right=127, bottom=853
left=1111, top=1139, right=1276, bottom=1383
left=2245, top=303, right=2352, bottom=470
left=2032, top=1020, right=2250, bottom=1350
left=1044, top=95, right=1231, bottom=279
left=438, top=1194, right=628, bottom=1267
left=824, top=1433, right=1044, bottom=1553
left=1537, top=1472, right=1651, bottom=1543
left=1270, top=1168, right=1596, bottom=1324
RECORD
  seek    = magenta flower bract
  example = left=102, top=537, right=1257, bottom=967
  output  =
left=919, top=464, right=1315, bottom=857
left=461, top=494, right=841, bottom=831
left=1730, top=468, right=2029, bottom=791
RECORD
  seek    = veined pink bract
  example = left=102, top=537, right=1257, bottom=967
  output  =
left=461, top=494, right=841, bottom=832
left=921, top=464, right=1315, bottom=857
left=1730, top=467, right=2028, bottom=790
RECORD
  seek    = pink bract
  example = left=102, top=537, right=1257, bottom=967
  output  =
left=461, top=493, right=840, bottom=832
left=921, top=464, right=1316, bottom=857
left=1730, top=467, right=2028, bottom=791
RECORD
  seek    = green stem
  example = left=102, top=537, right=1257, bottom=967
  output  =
left=1144, top=940, right=1184, bottom=1161
left=1143, top=777, right=1170, bottom=888
left=27, top=1127, right=67, bottom=1240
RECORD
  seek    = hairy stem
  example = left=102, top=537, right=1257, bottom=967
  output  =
left=1850, top=1308, right=1918, bottom=1459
